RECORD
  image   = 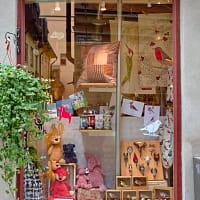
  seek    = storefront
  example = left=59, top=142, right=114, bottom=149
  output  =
left=15, top=0, right=181, bottom=199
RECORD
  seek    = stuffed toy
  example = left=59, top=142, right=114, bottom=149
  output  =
left=46, top=160, right=62, bottom=181
left=85, top=152, right=106, bottom=192
left=45, top=123, right=66, bottom=180
left=63, top=143, right=78, bottom=164
left=48, top=166, right=75, bottom=200
left=57, top=105, right=72, bottom=123
left=74, top=167, right=92, bottom=190
left=45, top=123, right=65, bottom=163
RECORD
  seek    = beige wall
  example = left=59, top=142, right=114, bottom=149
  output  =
left=181, top=0, right=200, bottom=199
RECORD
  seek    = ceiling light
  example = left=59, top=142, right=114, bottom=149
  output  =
left=54, top=2, right=61, bottom=11
left=100, top=1, right=106, bottom=11
left=147, top=2, right=152, bottom=8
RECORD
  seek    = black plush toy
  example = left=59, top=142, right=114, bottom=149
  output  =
left=63, top=143, right=78, bottom=164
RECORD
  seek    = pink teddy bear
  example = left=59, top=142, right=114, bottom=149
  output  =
left=74, top=168, right=92, bottom=190
left=85, top=152, right=106, bottom=192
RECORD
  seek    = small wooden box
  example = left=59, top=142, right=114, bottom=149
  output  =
left=106, top=189, right=121, bottom=200
left=61, top=163, right=76, bottom=192
left=122, top=190, right=137, bottom=200
left=132, top=176, right=147, bottom=189
left=138, top=189, right=154, bottom=200
left=77, top=188, right=105, bottom=200
left=147, top=180, right=167, bottom=189
left=154, top=186, right=173, bottom=200
left=116, top=176, right=132, bottom=190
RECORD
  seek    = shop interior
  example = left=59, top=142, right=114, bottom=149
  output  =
left=24, top=0, right=174, bottom=199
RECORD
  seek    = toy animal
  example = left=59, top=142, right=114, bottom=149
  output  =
left=48, top=166, right=75, bottom=200
left=57, top=105, right=72, bottom=123
left=63, top=143, right=78, bottom=164
left=45, top=123, right=66, bottom=180
left=45, top=123, right=65, bottom=163
left=85, top=152, right=106, bottom=192
left=46, top=160, right=62, bottom=181
left=74, top=167, right=92, bottom=190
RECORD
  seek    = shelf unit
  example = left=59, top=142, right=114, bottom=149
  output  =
left=79, top=129, right=112, bottom=133
left=122, top=190, right=137, bottom=200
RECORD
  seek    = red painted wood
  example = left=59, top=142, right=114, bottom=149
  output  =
left=16, top=1, right=182, bottom=200
left=16, top=1, right=25, bottom=199
left=173, top=0, right=182, bottom=199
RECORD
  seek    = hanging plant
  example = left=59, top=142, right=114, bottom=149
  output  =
left=0, top=64, right=50, bottom=195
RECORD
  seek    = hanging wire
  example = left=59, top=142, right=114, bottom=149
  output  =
left=2, top=32, right=17, bottom=65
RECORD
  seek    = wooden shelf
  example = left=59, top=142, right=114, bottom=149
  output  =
left=79, top=129, right=112, bottom=133
left=80, top=83, right=116, bottom=87
left=79, top=83, right=116, bottom=93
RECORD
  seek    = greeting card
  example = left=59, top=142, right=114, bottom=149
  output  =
left=121, top=98, right=144, bottom=117
left=69, top=90, right=88, bottom=110
left=47, top=103, right=57, bottom=119
left=144, top=105, right=160, bottom=126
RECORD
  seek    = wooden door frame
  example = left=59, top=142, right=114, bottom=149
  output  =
left=17, top=0, right=182, bottom=199
left=173, top=0, right=182, bottom=199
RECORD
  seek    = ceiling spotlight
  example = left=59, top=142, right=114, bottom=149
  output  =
left=54, top=2, right=61, bottom=11
left=100, top=1, right=106, bottom=11
left=147, top=1, right=152, bottom=8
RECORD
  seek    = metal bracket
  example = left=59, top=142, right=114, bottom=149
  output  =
left=16, top=28, right=21, bottom=54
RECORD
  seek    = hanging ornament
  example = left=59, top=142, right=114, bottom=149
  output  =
left=133, top=153, right=138, bottom=167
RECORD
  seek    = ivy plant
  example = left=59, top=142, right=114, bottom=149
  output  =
left=0, top=64, right=50, bottom=195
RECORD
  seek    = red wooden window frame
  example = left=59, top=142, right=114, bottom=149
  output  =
left=17, top=0, right=182, bottom=199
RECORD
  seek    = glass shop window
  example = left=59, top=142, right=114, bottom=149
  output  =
left=24, top=0, right=174, bottom=199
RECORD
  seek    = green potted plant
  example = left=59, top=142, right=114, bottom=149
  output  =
left=0, top=63, right=50, bottom=196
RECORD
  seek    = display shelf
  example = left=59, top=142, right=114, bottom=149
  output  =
left=77, top=188, right=105, bottom=200
left=106, top=189, right=121, bottom=200
left=122, top=190, right=137, bottom=200
left=120, top=140, right=164, bottom=181
left=79, top=129, right=112, bottom=133
left=132, top=176, right=147, bottom=189
left=138, top=189, right=154, bottom=200
left=147, top=180, right=167, bottom=189
left=116, top=176, right=132, bottom=190
left=154, top=186, right=173, bottom=200
left=79, top=83, right=116, bottom=93
left=80, top=83, right=116, bottom=87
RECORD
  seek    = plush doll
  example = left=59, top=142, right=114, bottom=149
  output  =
left=63, top=143, right=78, bottom=164
left=85, top=152, right=106, bottom=192
left=46, top=160, right=62, bottom=181
left=45, top=123, right=66, bottom=180
left=48, top=166, right=75, bottom=200
left=45, top=123, right=66, bottom=163
left=74, top=167, right=92, bottom=190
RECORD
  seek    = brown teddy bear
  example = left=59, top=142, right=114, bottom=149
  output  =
left=45, top=123, right=66, bottom=180
left=46, top=160, right=61, bottom=181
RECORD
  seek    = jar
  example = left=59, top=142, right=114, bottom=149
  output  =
left=80, top=115, right=88, bottom=129
left=88, top=110, right=95, bottom=129
left=80, top=110, right=88, bottom=129
left=103, top=114, right=112, bottom=130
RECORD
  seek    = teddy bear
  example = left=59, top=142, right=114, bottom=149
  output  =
left=45, top=123, right=65, bottom=163
left=84, top=152, right=106, bottom=192
left=63, top=143, right=78, bottom=164
left=46, top=160, right=62, bottom=181
left=74, top=167, right=92, bottom=190
left=48, top=166, right=75, bottom=200
left=45, top=123, right=66, bottom=180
